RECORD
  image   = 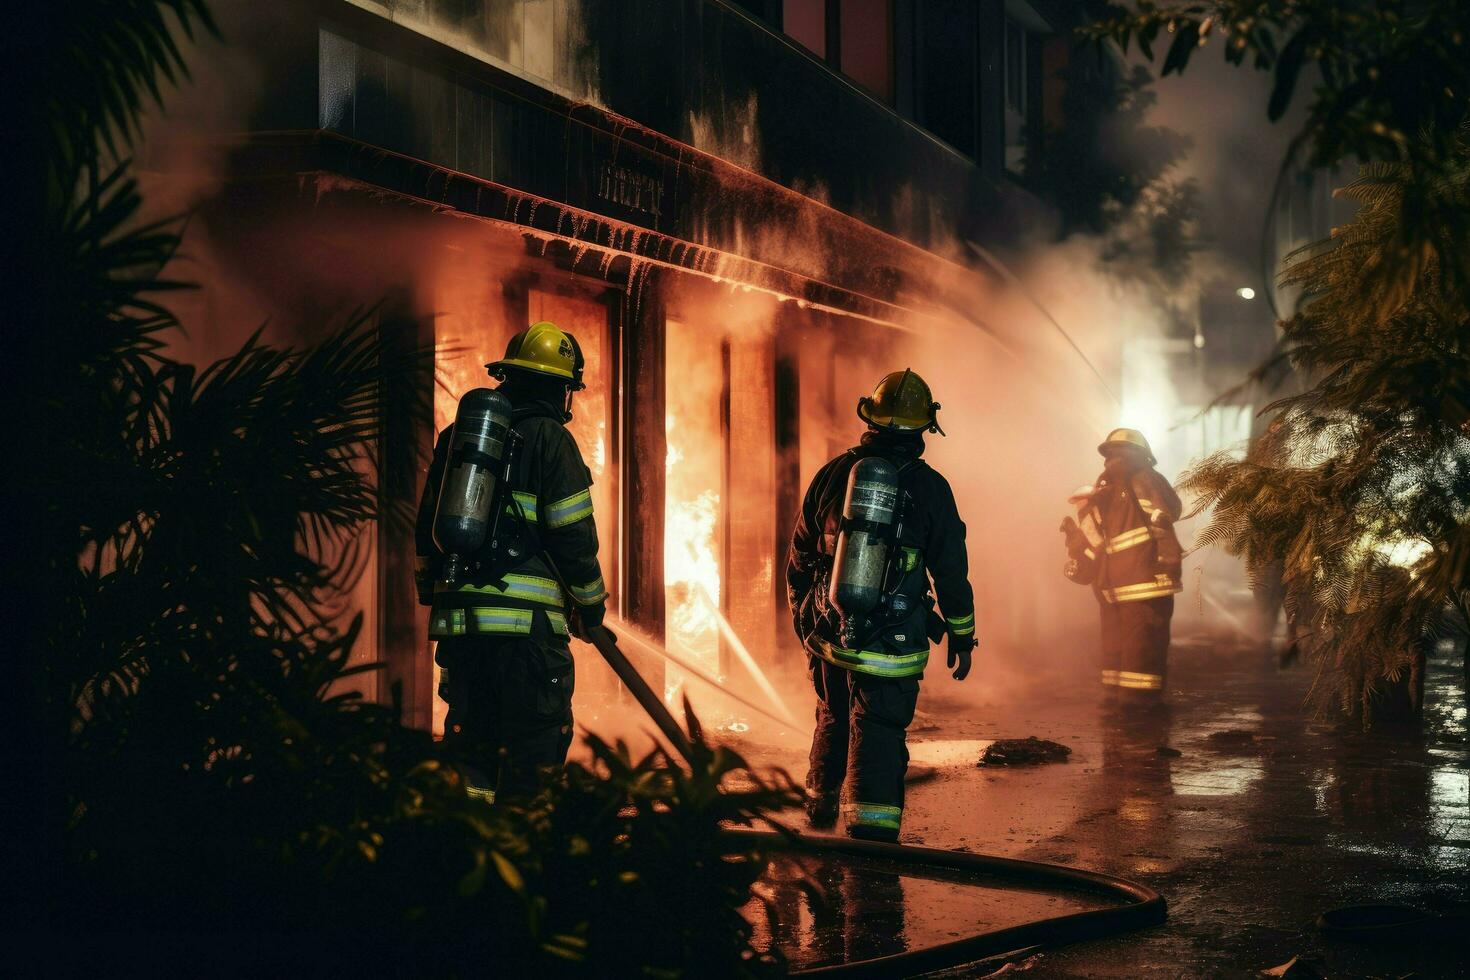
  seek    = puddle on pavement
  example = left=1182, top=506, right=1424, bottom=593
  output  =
left=743, top=854, right=1111, bottom=971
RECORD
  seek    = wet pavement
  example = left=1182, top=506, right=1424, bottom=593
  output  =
left=731, top=634, right=1469, bottom=977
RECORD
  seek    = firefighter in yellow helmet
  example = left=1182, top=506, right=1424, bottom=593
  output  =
left=1062, top=428, right=1182, bottom=706
left=786, top=370, right=976, bottom=841
left=415, top=321, right=608, bottom=800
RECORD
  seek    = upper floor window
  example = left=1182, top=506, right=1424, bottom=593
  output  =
left=784, top=0, right=827, bottom=58
left=784, top=0, right=894, bottom=104
left=1002, top=2, right=1047, bottom=175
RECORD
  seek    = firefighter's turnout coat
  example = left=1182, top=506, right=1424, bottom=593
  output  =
left=786, top=435, right=975, bottom=678
left=1074, top=462, right=1182, bottom=695
left=786, top=432, right=974, bottom=840
left=1083, top=465, right=1184, bottom=604
left=416, top=401, right=607, bottom=640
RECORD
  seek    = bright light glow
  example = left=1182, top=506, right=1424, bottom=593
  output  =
left=663, top=383, right=723, bottom=708
left=1236, top=286, right=1256, bottom=300
left=1374, top=535, right=1433, bottom=570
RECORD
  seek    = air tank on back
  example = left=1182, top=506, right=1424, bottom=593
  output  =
left=433, top=388, right=513, bottom=585
left=828, top=456, right=900, bottom=646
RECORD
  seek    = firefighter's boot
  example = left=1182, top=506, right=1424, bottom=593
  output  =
left=805, top=792, right=839, bottom=829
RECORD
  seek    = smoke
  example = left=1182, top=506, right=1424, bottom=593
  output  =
left=124, top=4, right=1304, bottom=756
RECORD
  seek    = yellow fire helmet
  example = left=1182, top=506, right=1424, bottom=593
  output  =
left=1098, top=428, right=1155, bottom=464
left=856, top=368, right=944, bottom=436
left=486, top=320, right=586, bottom=390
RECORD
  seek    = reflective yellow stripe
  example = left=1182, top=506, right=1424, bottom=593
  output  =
left=1103, top=576, right=1181, bottom=603
left=1101, top=669, right=1120, bottom=686
left=901, top=546, right=921, bottom=571
left=440, top=573, right=564, bottom=606
left=466, top=784, right=496, bottom=804
left=568, top=575, right=607, bottom=605
left=547, top=610, right=569, bottom=636
left=544, top=488, right=594, bottom=529
left=1136, top=498, right=1154, bottom=510
left=843, top=802, right=902, bottom=830
left=815, top=639, right=928, bottom=678
left=1117, top=670, right=1163, bottom=690
left=508, top=491, right=538, bottom=523
left=946, top=612, right=975, bottom=636
left=1105, top=526, right=1162, bottom=554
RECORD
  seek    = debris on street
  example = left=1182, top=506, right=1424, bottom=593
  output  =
left=978, top=737, right=1073, bottom=766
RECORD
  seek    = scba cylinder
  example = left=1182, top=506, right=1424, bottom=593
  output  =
left=828, top=457, right=899, bottom=645
left=433, top=388, right=513, bottom=584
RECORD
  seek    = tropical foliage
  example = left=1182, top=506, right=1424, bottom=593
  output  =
left=11, top=0, right=801, bottom=969
left=1087, top=3, right=1470, bottom=725
left=1090, top=0, right=1470, bottom=306
left=1182, top=141, right=1470, bottom=725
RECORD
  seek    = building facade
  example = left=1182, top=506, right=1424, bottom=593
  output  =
left=174, top=0, right=1113, bottom=730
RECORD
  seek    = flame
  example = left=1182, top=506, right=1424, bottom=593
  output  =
left=664, top=410, right=722, bottom=701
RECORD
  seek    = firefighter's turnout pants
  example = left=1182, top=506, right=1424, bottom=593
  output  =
left=807, top=659, right=919, bottom=842
left=436, top=610, right=575, bottom=801
left=1100, top=595, right=1172, bottom=698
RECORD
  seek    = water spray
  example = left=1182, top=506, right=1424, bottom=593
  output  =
left=691, top=583, right=800, bottom=727
left=964, top=239, right=1121, bottom=406
left=610, top=615, right=806, bottom=732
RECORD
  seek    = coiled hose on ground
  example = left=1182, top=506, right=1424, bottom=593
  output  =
left=586, top=625, right=1167, bottom=976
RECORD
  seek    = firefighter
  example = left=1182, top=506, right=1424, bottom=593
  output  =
left=1070, top=428, right=1183, bottom=704
left=786, top=369, right=976, bottom=842
left=415, top=321, right=608, bottom=801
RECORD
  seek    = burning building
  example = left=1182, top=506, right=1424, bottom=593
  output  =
left=151, top=0, right=1142, bottom=733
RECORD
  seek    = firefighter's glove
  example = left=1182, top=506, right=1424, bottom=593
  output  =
left=947, top=633, right=976, bottom=681
left=571, top=601, right=606, bottom=640
left=1060, top=517, right=1090, bottom=560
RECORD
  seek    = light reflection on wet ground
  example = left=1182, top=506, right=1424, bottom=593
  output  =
left=728, top=635, right=1469, bottom=976
left=744, top=856, right=1111, bottom=971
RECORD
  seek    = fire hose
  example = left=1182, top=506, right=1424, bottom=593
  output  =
left=727, top=829, right=1166, bottom=977
left=575, top=623, right=1167, bottom=975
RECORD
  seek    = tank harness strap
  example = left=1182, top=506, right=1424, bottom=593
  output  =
left=450, top=444, right=500, bottom=470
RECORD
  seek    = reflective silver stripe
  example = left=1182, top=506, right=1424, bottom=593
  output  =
left=466, top=784, right=496, bottom=804
left=469, top=607, right=534, bottom=634
left=508, top=491, right=538, bottom=523
left=1117, top=670, right=1163, bottom=690
left=1083, top=547, right=1097, bottom=560
left=442, top=573, right=564, bottom=607
left=843, top=802, right=901, bottom=830
left=547, top=610, right=569, bottom=636
left=947, top=612, right=975, bottom=636
left=1101, top=669, right=1120, bottom=686
left=544, top=488, right=594, bottom=529
left=568, top=575, right=607, bottom=605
